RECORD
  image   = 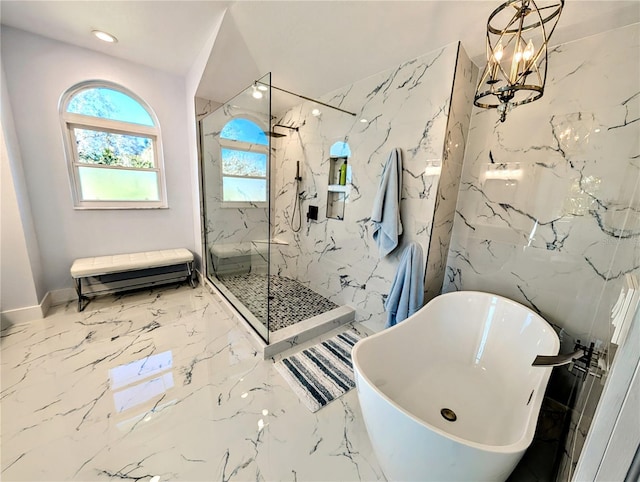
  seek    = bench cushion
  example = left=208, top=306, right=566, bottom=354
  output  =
left=71, top=248, right=193, bottom=278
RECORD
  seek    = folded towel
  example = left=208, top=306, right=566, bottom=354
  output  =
left=384, top=242, right=425, bottom=328
left=371, top=148, right=403, bottom=257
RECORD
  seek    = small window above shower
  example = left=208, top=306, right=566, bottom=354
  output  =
left=327, top=141, right=352, bottom=220
left=219, top=117, right=268, bottom=205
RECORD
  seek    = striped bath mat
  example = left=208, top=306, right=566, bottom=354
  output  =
left=274, top=329, right=362, bottom=412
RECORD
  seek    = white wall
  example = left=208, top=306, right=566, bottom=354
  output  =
left=1, top=64, right=43, bottom=312
left=1, top=27, right=197, bottom=293
left=185, top=8, right=227, bottom=270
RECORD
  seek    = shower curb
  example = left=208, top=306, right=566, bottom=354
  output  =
left=202, top=278, right=354, bottom=359
left=264, top=305, right=355, bottom=359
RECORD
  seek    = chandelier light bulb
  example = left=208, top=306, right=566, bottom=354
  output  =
left=523, top=39, right=535, bottom=61
left=513, top=47, right=523, bottom=63
left=510, top=47, right=522, bottom=83
left=488, top=42, right=505, bottom=83
left=493, top=43, right=504, bottom=62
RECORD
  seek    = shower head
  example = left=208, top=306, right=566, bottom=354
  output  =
left=267, top=123, right=299, bottom=138
left=273, top=124, right=299, bottom=131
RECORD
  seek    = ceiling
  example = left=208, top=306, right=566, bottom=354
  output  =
left=2, top=1, right=639, bottom=116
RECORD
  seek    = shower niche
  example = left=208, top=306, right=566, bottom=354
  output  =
left=326, top=189, right=346, bottom=220
left=326, top=143, right=352, bottom=220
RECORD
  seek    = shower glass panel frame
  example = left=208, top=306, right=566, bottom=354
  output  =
left=200, top=73, right=272, bottom=342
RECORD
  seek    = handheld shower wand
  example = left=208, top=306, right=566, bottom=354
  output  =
left=292, top=161, right=302, bottom=232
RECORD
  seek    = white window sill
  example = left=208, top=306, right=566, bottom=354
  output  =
left=73, top=203, right=169, bottom=210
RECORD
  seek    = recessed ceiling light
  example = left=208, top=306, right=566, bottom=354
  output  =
left=311, top=108, right=321, bottom=117
left=92, top=30, right=118, bottom=43
left=360, top=118, right=368, bottom=123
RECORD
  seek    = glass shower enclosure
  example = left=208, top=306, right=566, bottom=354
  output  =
left=200, top=73, right=272, bottom=341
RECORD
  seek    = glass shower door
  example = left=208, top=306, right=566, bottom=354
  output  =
left=200, top=73, right=272, bottom=341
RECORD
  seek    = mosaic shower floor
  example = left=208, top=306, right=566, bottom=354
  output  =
left=218, top=273, right=339, bottom=331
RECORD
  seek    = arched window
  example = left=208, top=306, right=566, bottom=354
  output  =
left=330, top=141, right=351, bottom=158
left=60, top=81, right=166, bottom=209
left=219, top=117, right=268, bottom=204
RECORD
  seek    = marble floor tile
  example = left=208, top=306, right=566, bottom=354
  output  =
left=1, top=285, right=383, bottom=481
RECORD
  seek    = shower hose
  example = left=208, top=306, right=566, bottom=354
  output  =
left=292, top=177, right=302, bottom=233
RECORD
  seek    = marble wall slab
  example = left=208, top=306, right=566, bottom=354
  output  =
left=424, top=47, right=477, bottom=302
left=270, top=43, right=464, bottom=331
left=444, top=23, right=639, bottom=346
left=195, top=96, right=222, bottom=122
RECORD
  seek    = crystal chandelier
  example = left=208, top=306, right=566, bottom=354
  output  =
left=474, top=0, right=564, bottom=122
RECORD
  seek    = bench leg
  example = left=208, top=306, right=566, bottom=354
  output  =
left=74, top=278, right=90, bottom=312
left=186, top=261, right=196, bottom=288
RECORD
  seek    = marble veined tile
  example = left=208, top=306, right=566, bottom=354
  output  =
left=0, top=286, right=383, bottom=481
left=444, top=24, right=640, bottom=346
left=271, top=43, right=462, bottom=332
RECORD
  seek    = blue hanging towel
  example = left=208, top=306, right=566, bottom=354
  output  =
left=371, top=148, right=403, bottom=257
left=384, top=242, right=425, bottom=328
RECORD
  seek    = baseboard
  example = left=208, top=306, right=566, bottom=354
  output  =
left=48, top=288, right=77, bottom=306
left=1, top=275, right=205, bottom=329
left=1, top=292, right=52, bottom=327
left=41, top=290, right=53, bottom=317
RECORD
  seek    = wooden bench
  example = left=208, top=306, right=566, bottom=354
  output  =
left=70, top=248, right=195, bottom=311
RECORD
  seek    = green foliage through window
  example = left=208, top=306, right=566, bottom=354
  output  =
left=221, top=148, right=266, bottom=177
left=74, top=129, right=154, bottom=168
left=220, top=118, right=268, bottom=204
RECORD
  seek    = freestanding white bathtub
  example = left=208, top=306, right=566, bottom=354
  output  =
left=352, top=291, right=560, bottom=481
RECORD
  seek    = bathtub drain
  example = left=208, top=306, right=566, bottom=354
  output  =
left=441, top=408, right=457, bottom=422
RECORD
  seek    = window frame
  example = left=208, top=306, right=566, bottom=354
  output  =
left=219, top=120, right=269, bottom=208
left=59, top=80, right=168, bottom=210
